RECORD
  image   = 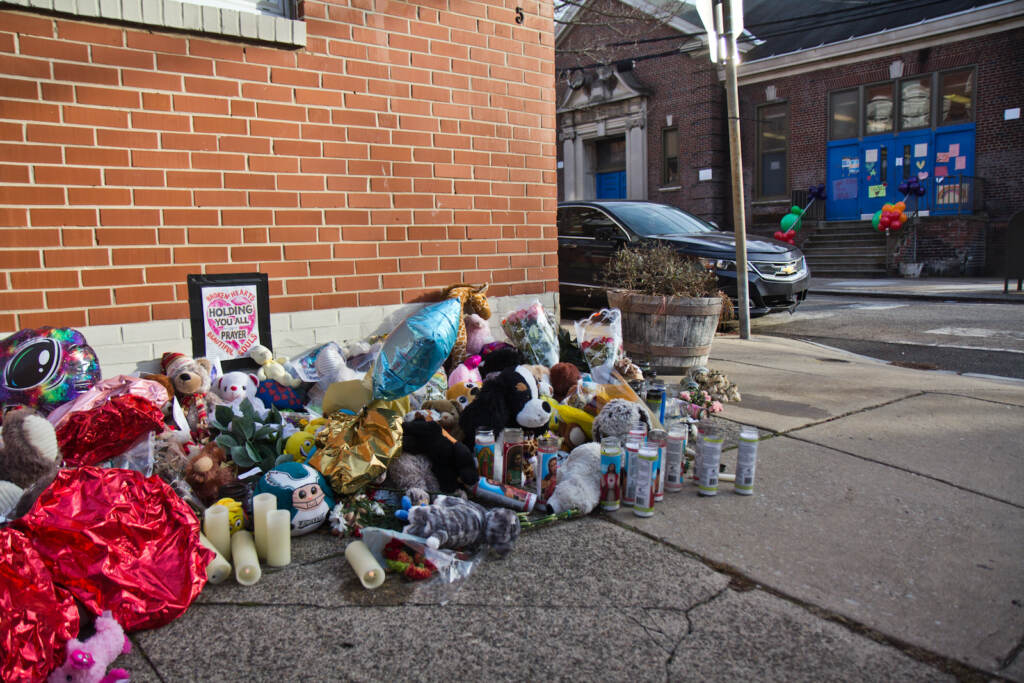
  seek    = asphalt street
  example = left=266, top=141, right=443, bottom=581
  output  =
left=743, top=293, right=1024, bottom=380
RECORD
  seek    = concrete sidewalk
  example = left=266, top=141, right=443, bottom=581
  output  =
left=811, top=276, right=1024, bottom=304
left=116, top=335, right=1024, bottom=682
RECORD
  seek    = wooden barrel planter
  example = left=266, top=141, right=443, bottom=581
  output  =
left=606, top=290, right=723, bottom=374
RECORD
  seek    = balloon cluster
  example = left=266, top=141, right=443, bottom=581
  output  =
left=897, top=177, right=927, bottom=197
left=774, top=184, right=826, bottom=245
left=872, top=201, right=908, bottom=233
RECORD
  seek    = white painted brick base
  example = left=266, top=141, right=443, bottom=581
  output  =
left=2, top=293, right=560, bottom=379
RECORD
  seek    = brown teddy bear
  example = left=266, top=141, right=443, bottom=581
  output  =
left=183, top=442, right=237, bottom=506
left=0, top=408, right=62, bottom=518
left=159, top=352, right=213, bottom=440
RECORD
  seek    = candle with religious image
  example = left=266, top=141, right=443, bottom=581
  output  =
left=632, top=445, right=658, bottom=517
left=599, top=437, right=622, bottom=511
left=534, top=435, right=560, bottom=505
left=501, top=427, right=525, bottom=487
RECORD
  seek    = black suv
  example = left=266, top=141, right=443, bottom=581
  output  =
left=558, top=200, right=809, bottom=317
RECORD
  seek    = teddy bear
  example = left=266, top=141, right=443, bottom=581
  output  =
left=47, top=610, right=131, bottom=683
left=415, top=398, right=461, bottom=439
left=457, top=365, right=552, bottom=448
left=591, top=398, right=650, bottom=443
left=397, top=494, right=520, bottom=556
left=249, top=344, right=302, bottom=388
left=545, top=442, right=602, bottom=515
left=549, top=362, right=582, bottom=402
left=445, top=381, right=480, bottom=415
left=159, top=351, right=213, bottom=440
left=210, top=371, right=266, bottom=416
left=522, top=364, right=553, bottom=398
left=306, top=342, right=363, bottom=407
left=0, top=407, right=61, bottom=518
left=183, top=441, right=238, bottom=506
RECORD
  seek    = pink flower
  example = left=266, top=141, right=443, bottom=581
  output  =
left=679, top=391, right=691, bottom=402
left=710, top=401, right=723, bottom=413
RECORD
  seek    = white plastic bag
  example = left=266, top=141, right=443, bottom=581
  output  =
left=574, top=308, right=622, bottom=383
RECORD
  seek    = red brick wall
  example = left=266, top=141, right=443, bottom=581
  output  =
left=554, top=0, right=728, bottom=223
left=0, top=0, right=558, bottom=334
left=739, top=28, right=1024, bottom=227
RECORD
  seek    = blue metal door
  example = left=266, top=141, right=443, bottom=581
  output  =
left=860, top=135, right=896, bottom=218
left=826, top=141, right=860, bottom=219
left=595, top=171, right=626, bottom=199
left=891, top=131, right=932, bottom=215
left=932, top=125, right=975, bottom=215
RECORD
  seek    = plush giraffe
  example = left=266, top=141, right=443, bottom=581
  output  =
left=442, top=283, right=490, bottom=368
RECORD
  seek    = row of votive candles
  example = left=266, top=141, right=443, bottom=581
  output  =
left=200, top=493, right=291, bottom=586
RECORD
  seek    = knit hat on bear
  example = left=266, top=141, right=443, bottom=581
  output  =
left=161, top=352, right=190, bottom=377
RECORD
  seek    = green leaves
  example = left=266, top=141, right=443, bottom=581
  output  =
left=208, top=398, right=288, bottom=473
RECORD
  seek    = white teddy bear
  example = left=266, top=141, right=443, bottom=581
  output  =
left=211, top=371, right=266, bottom=415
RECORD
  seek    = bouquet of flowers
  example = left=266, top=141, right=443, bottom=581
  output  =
left=574, top=309, right=622, bottom=383
left=678, top=388, right=724, bottom=421
left=501, top=300, right=560, bottom=367
left=382, top=537, right=437, bottom=581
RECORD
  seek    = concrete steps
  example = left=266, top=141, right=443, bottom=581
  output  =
left=803, top=220, right=888, bottom=278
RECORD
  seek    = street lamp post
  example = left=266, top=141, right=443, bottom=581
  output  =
left=697, top=0, right=750, bottom=339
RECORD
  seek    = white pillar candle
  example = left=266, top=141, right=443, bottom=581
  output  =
left=345, top=540, right=385, bottom=590
left=265, top=509, right=292, bottom=568
left=252, top=492, right=277, bottom=560
left=231, top=530, right=262, bottom=586
left=198, top=532, right=232, bottom=584
left=203, top=505, right=232, bottom=560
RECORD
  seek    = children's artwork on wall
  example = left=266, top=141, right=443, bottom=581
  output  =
left=188, top=273, right=271, bottom=372
left=914, top=143, right=928, bottom=157
left=868, top=184, right=886, bottom=198
left=934, top=166, right=949, bottom=178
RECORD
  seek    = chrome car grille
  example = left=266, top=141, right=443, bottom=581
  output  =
left=750, top=256, right=808, bottom=281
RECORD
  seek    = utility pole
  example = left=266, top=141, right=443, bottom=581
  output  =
left=697, top=0, right=750, bottom=339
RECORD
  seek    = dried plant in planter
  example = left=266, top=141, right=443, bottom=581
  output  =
left=602, top=243, right=734, bottom=323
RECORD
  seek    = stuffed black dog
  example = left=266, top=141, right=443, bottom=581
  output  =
left=479, top=345, right=525, bottom=382
left=399, top=419, right=479, bottom=493
left=458, top=365, right=552, bottom=448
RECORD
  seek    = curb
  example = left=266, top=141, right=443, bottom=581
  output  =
left=809, top=288, right=1024, bottom=305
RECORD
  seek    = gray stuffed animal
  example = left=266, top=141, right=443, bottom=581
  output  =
left=401, top=495, right=520, bottom=556
left=592, top=398, right=650, bottom=443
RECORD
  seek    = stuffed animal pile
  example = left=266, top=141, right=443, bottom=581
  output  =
left=0, top=280, right=744, bottom=637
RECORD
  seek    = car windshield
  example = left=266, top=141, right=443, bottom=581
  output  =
left=604, top=202, right=719, bottom=237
